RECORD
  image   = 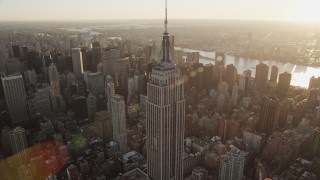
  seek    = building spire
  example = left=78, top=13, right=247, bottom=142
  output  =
left=165, top=0, right=168, bottom=33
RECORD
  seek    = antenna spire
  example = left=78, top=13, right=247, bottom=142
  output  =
left=165, top=0, right=168, bottom=33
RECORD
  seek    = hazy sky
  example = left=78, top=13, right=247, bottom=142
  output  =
left=0, top=0, right=319, bottom=22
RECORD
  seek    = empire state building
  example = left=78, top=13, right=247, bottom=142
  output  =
left=146, top=0, right=185, bottom=179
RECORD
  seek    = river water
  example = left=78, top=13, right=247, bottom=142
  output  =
left=176, top=47, right=320, bottom=88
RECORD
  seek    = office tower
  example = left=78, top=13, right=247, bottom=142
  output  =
left=87, top=72, right=104, bottom=97
left=218, top=81, right=229, bottom=98
left=215, top=52, right=226, bottom=67
left=95, top=110, right=113, bottom=141
left=146, top=3, right=185, bottom=179
left=114, top=59, right=130, bottom=98
left=309, top=76, right=320, bottom=89
left=0, top=48, right=9, bottom=73
left=5, top=58, right=21, bottom=75
left=231, top=84, right=238, bottom=107
left=134, top=73, right=144, bottom=94
left=139, top=94, right=148, bottom=113
left=49, top=63, right=61, bottom=96
left=226, top=64, right=237, bottom=88
left=255, top=63, right=269, bottom=92
left=204, top=64, right=214, bottom=89
left=277, top=103, right=289, bottom=129
left=24, top=69, right=37, bottom=85
left=51, top=95, right=66, bottom=113
left=12, top=45, right=21, bottom=58
left=2, top=75, right=29, bottom=124
left=219, top=146, right=247, bottom=180
left=102, top=48, right=121, bottom=77
left=87, top=93, right=97, bottom=121
left=270, top=65, right=278, bottom=83
left=238, top=75, right=246, bottom=92
left=256, top=97, right=280, bottom=135
left=217, top=95, right=226, bottom=113
left=111, top=95, right=127, bottom=153
left=106, top=82, right=115, bottom=114
left=9, top=127, right=28, bottom=163
left=72, top=48, right=84, bottom=79
left=278, top=72, right=292, bottom=92
left=214, top=65, right=226, bottom=85
left=71, top=95, right=87, bottom=121
left=127, top=77, right=135, bottom=103
left=67, top=72, right=76, bottom=90
left=308, top=88, right=320, bottom=110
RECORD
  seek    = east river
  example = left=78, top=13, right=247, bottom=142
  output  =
left=176, top=47, right=320, bottom=88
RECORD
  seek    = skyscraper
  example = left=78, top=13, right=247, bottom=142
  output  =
left=72, top=48, right=84, bottom=79
left=111, top=94, right=127, bottom=153
left=270, top=65, right=278, bottom=83
left=225, top=64, right=237, bottom=88
left=87, top=93, right=97, bottom=121
left=255, top=63, right=269, bottom=92
left=278, top=72, right=292, bottom=92
left=219, top=146, right=247, bottom=180
left=49, top=63, right=60, bottom=96
left=146, top=1, right=185, bottom=179
left=102, top=48, right=121, bottom=77
left=95, top=110, right=113, bottom=141
left=106, top=82, right=115, bottom=115
left=2, top=75, right=29, bottom=124
left=231, top=84, right=239, bottom=107
left=256, top=97, right=280, bottom=135
left=9, top=126, right=28, bottom=163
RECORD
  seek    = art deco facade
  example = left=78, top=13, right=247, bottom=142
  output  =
left=146, top=3, right=186, bottom=178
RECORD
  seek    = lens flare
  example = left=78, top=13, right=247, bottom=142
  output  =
left=0, top=141, right=69, bottom=179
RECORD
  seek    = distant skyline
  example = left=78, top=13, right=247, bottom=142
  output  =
left=0, top=0, right=320, bottom=22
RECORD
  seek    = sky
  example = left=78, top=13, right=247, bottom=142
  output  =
left=0, top=0, right=320, bottom=22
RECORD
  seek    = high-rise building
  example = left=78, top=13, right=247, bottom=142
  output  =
left=95, top=110, right=113, bottom=141
left=87, top=93, right=97, bottom=121
left=87, top=72, right=104, bottom=97
left=127, top=77, right=135, bottom=103
left=270, top=65, right=278, bottom=83
left=49, top=63, right=61, bottom=96
left=278, top=72, right=292, bottom=92
left=71, top=48, right=84, bottom=79
left=102, top=48, right=121, bottom=77
left=256, top=97, right=281, bottom=135
left=106, top=82, right=115, bottom=115
left=28, top=87, right=52, bottom=118
left=146, top=3, right=185, bottom=179
left=9, top=126, right=28, bottom=163
left=67, top=72, right=76, bottom=90
left=5, top=58, right=21, bottom=75
left=226, top=64, right=237, bottom=88
left=2, top=75, right=29, bottom=124
left=255, top=63, right=269, bottom=92
left=219, top=145, right=247, bottom=180
left=218, top=81, right=229, bottom=98
left=231, top=84, right=238, bottom=107
left=111, top=94, right=127, bottom=153
left=309, top=76, right=320, bottom=89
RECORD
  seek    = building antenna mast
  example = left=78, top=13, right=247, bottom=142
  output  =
left=165, top=0, right=168, bottom=33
